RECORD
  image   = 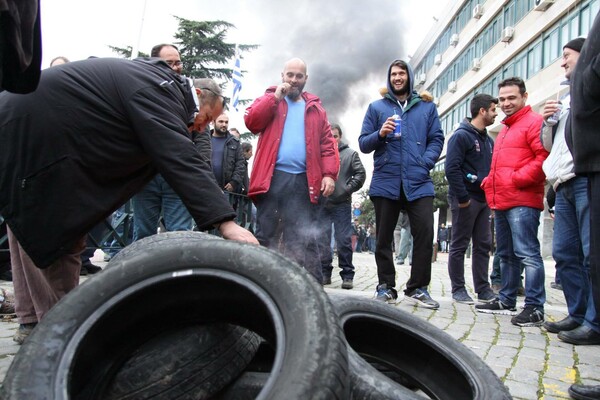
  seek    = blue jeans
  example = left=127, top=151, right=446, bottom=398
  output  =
left=318, top=202, right=355, bottom=281
left=495, top=206, right=546, bottom=309
left=554, top=177, right=593, bottom=324
left=132, top=174, right=192, bottom=241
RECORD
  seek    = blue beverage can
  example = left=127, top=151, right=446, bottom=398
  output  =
left=392, top=114, right=402, bottom=137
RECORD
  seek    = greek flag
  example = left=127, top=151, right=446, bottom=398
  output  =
left=230, top=45, right=242, bottom=112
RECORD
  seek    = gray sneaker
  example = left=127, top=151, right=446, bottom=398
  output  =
left=452, top=288, right=474, bottom=304
left=477, top=289, right=496, bottom=303
left=404, top=288, right=440, bottom=309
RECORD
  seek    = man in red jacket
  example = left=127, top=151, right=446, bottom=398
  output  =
left=476, top=77, right=549, bottom=327
left=244, top=58, right=339, bottom=283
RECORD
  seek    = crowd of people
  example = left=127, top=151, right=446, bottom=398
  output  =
left=1, top=15, right=600, bottom=396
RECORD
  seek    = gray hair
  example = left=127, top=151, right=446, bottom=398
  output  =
left=193, top=78, right=222, bottom=106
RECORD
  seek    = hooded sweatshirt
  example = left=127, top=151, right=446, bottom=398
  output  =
left=359, top=60, right=444, bottom=201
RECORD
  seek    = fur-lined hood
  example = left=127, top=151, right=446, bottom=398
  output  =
left=378, top=87, right=434, bottom=103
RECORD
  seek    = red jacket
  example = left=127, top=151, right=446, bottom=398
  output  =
left=482, top=105, right=548, bottom=211
left=244, top=87, right=339, bottom=204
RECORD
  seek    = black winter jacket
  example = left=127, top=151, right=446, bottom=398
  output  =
left=445, top=118, right=494, bottom=203
left=325, top=143, right=366, bottom=206
left=569, top=11, right=600, bottom=174
left=0, top=57, right=236, bottom=267
left=210, top=131, right=246, bottom=193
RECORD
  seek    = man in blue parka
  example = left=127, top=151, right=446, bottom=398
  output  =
left=359, top=59, right=444, bottom=308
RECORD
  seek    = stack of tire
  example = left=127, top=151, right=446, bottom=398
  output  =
left=0, top=232, right=512, bottom=399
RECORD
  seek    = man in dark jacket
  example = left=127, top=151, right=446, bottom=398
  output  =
left=210, top=113, right=246, bottom=193
left=359, top=59, right=444, bottom=308
left=0, top=57, right=258, bottom=344
left=319, top=124, right=366, bottom=289
left=567, top=11, right=600, bottom=399
left=445, top=93, right=497, bottom=305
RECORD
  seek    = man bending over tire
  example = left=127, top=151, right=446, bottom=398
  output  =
left=0, top=57, right=258, bottom=344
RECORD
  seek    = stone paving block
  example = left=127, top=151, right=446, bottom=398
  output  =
left=504, top=378, right=542, bottom=400
left=513, top=355, right=545, bottom=371
left=542, top=377, right=575, bottom=399
left=519, top=346, right=546, bottom=359
left=577, top=363, right=600, bottom=381
left=505, top=367, right=539, bottom=382
left=545, top=364, right=577, bottom=384
left=547, top=353, right=576, bottom=368
left=577, top=348, right=600, bottom=365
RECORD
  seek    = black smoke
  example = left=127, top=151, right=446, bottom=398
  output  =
left=248, top=0, right=410, bottom=123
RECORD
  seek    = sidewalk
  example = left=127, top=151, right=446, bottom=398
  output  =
left=0, top=249, right=598, bottom=399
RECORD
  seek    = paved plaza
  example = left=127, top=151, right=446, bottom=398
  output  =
left=0, top=249, right=598, bottom=399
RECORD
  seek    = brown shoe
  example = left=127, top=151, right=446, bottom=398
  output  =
left=13, top=323, right=37, bottom=345
left=0, top=289, right=16, bottom=316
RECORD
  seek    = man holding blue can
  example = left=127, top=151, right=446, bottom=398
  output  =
left=359, top=59, right=444, bottom=308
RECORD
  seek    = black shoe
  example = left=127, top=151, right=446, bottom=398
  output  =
left=322, top=276, right=332, bottom=285
left=374, top=284, right=398, bottom=304
left=569, top=383, right=600, bottom=400
left=475, top=298, right=517, bottom=315
left=550, top=281, right=563, bottom=290
left=83, top=264, right=103, bottom=274
left=511, top=306, right=544, bottom=327
left=543, top=316, right=580, bottom=334
left=341, top=279, right=353, bottom=290
left=558, top=325, right=600, bottom=345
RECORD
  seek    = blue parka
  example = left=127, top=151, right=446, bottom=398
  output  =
left=359, top=60, right=444, bottom=201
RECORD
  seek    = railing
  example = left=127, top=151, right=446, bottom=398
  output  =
left=0, top=192, right=254, bottom=257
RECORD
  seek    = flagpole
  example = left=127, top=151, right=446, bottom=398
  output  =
left=131, top=0, right=148, bottom=59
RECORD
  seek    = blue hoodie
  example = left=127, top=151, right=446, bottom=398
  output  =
left=359, top=60, right=444, bottom=201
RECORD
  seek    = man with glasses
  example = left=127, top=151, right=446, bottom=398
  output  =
left=132, top=44, right=194, bottom=241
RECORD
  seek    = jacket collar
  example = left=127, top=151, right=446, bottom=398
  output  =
left=502, top=105, right=532, bottom=127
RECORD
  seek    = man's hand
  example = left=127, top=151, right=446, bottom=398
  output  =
left=224, top=182, right=234, bottom=192
left=274, top=83, right=292, bottom=100
left=542, top=100, right=561, bottom=121
left=379, top=116, right=397, bottom=138
left=321, top=177, right=335, bottom=197
left=218, top=221, right=259, bottom=244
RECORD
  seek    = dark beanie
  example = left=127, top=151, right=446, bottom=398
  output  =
left=564, top=37, right=585, bottom=53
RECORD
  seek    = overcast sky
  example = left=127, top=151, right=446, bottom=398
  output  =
left=40, top=0, right=438, bottom=186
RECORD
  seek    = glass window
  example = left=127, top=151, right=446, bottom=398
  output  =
left=527, top=40, right=542, bottom=78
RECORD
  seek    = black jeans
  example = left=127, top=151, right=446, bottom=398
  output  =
left=372, top=193, right=434, bottom=294
left=254, top=170, right=322, bottom=283
left=447, top=195, right=492, bottom=294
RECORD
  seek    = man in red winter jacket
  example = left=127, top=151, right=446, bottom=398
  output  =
left=244, top=58, right=339, bottom=283
left=476, top=77, right=549, bottom=327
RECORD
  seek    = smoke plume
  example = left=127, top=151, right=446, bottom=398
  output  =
left=248, top=0, right=410, bottom=123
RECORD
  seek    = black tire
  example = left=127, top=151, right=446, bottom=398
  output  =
left=104, top=231, right=221, bottom=268
left=1, top=232, right=348, bottom=399
left=105, top=323, right=261, bottom=399
left=329, top=294, right=512, bottom=400
left=214, top=372, right=270, bottom=400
